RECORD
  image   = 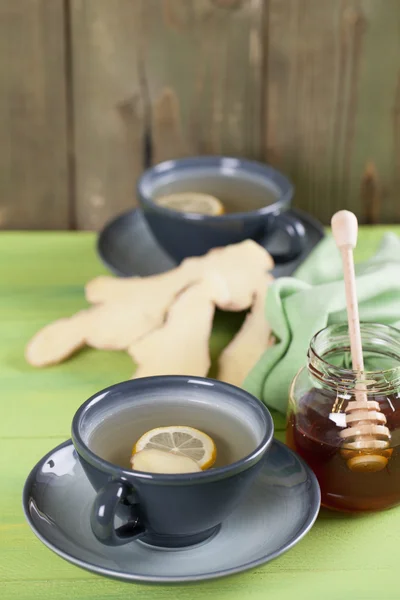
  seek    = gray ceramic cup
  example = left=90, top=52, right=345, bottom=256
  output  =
left=71, top=376, right=274, bottom=549
left=137, top=156, right=306, bottom=263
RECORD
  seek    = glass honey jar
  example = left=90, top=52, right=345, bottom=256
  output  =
left=286, top=323, right=400, bottom=512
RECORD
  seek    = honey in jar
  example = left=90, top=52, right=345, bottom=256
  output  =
left=286, top=323, right=400, bottom=512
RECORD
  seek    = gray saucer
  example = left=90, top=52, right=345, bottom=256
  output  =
left=97, top=208, right=324, bottom=278
left=23, top=440, right=320, bottom=583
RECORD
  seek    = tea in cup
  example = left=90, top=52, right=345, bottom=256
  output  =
left=137, top=156, right=306, bottom=264
left=71, top=376, right=274, bottom=548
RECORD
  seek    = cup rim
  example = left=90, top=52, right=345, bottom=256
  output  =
left=71, top=376, right=274, bottom=485
left=136, top=156, right=294, bottom=222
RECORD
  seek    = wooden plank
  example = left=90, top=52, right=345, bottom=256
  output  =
left=71, top=0, right=265, bottom=230
left=70, top=0, right=146, bottom=231
left=142, top=0, right=265, bottom=164
left=0, top=0, right=69, bottom=230
left=265, top=0, right=400, bottom=224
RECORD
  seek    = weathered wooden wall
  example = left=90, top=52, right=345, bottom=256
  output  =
left=265, top=0, right=400, bottom=225
left=0, top=0, right=399, bottom=229
left=70, top=0, right=265, bottom=229
left=0, top=0, right=69, bottom=229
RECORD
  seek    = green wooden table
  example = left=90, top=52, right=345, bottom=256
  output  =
left=2, top=228, right=400, bottom=600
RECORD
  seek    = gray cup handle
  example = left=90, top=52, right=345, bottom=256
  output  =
left=90, top=480, right=146, bottom=546
left=263, top=212, right=307, bottom=264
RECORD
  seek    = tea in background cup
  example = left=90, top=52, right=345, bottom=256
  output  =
left=71, top=376, right=274, bottom=548
left=137, top=156, right=306, bottom=263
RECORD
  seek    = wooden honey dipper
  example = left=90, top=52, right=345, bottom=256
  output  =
left=331, top=210, right=391, bottom=473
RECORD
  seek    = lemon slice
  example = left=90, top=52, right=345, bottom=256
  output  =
left=132, top=426, right=217, bottom=470
left=154, top=193, right=225, bottom=216
left=130, top=449, right=201, bottom=474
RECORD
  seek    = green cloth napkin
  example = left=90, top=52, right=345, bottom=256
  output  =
left=244, top=232, right=400, bottom=414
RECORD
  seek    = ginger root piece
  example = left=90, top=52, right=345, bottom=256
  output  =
left=85, top=275, right=140, bottom=304
left=26, top=240, right=273, bottom=368
left=25, top=311, right=88, bottom=367
left=198, top=241, right=274, bottom=311
left=25, top=303, right=161, bottom=366
left=85, top=240, right=273, bottom=312
left=85, top=267, right=191, bottom=306
left=84, top=272, right=230, bottom=351
left=128, top=277, right=227, bottom=379
left=26, top=266, right=208, bottom=364
left=25, top=290, right=179, bottom=365
left=25, top=273, right=228, bottom=366
left=130, top=449, right=201, bottom=474
left=84, top=302, right=163, bottom=351
left=217, top=275, right=274, bottom=387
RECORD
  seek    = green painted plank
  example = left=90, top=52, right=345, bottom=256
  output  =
left=3, top=437, right=399, bottom=598
left=3, top=569, right=400, bottom=600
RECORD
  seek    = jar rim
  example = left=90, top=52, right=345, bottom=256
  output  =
left=308, top=322, right=400, bottom=393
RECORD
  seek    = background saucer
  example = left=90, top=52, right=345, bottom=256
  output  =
left=97, top=208, right=325, bottom=279
left=23, top=439, right=320, bottom=584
